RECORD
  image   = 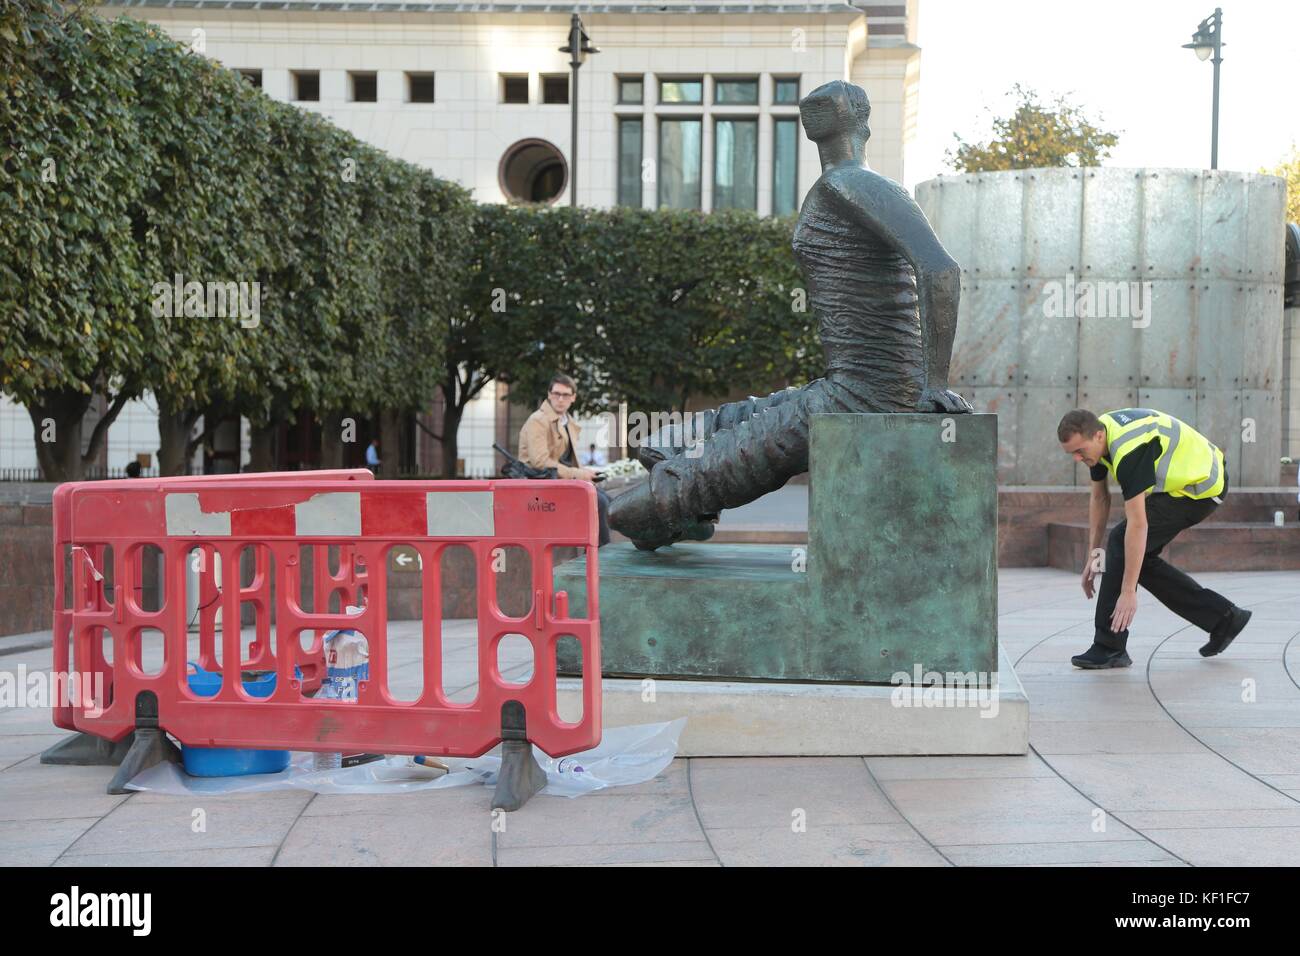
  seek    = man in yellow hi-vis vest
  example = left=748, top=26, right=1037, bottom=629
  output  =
left=1057, top=408, right=1252, bottom=669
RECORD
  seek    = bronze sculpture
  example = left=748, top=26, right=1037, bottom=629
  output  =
left=609, top=80, right=971, bottom=550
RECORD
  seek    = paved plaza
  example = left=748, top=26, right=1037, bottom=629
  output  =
left=1, top=567, right=1298, bottom=867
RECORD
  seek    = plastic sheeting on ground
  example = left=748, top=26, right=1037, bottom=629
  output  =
left=124, top=719, right=687, bottom=798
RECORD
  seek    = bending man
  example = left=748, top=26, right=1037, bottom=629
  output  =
left=1058, top=407, right=1252, bottom=669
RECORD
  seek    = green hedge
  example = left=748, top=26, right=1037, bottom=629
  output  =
left=0, top=0, right=474, bottom=476
left=458, top=204, right=822, bottom=415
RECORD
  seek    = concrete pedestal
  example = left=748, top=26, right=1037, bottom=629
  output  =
left=558, top=413, right=999, bottom=684
left=556, top=645, right=1028, bottom=756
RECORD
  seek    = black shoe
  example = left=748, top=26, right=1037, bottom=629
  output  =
left=1199, top=607, right=1251, bottom=657
left=1071, top=643, right=1132, bottom=669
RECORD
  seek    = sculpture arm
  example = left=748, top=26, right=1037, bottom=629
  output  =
left=825, top=173, right=966, bottom=407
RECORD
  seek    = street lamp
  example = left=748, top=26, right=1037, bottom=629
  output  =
left=559, top=13, right=599, bottom=207
left=1182, top=7, right=1224, bottom=170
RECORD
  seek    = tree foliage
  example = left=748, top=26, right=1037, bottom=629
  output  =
left=946, top=84, right=1120, bottom=173
left=1262, top=144, right=1300, bottom=226
left=0, top=0, right=473, bottom=477
left=438, top=204, right=820, bottom=472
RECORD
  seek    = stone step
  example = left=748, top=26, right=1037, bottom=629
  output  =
left=1046, top=521, right=1300, bottom=572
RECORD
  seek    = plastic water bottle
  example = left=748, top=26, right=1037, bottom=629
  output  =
left=313, top=752, right=342, bottom=772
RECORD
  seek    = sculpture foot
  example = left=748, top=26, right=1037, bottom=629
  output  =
left=610, top=469, right=719, bottom=550
left=628, top=514, right=718, bottom=551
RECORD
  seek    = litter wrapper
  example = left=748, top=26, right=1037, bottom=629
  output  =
left=317, top=610, right=369, bottom=701
left=125, top=719, right=688, bottom=798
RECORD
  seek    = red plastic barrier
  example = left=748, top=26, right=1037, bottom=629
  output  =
left=60, top=477, right=601, bottom=760
left=51, top=470, right=372, bottom=730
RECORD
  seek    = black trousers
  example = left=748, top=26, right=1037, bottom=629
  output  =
left=1095, top=488, right=1233, bottom=650
left=595, top=486, right=611, bottom=547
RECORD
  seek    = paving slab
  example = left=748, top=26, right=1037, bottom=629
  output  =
left=0, top=818, right=100, bottom=866
left=1, top=568, right=1298, bottom=866
left=704, top=824, right=946, bottom=867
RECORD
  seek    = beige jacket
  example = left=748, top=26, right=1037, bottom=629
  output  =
left=518, top=399, right=586, bottom=479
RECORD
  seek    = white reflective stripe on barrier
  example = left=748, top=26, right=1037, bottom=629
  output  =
left=164, top=493, right=232, bottom=536
left=295, top=492, right=362, bottom=536
left=427, top=491, right=494, bottom=536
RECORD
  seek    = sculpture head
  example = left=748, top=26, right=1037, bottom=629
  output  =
left=799, top=81, right=872, bottom=148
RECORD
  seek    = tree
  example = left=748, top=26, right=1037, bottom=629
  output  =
left=0, top=1, right=159, bottom=480
left=436, top=204, right=820, bottom=477
left=947, top=84, right=1120, bottom=173
left=1, top=1, right=472, bottom=479
left=1262, top=145, right=1300, bottom=225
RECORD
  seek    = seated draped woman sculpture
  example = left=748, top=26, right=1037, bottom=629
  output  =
left=609, top=80, right=972, bottom=550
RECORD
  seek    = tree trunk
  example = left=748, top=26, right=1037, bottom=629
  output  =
left=247, top=421, right=278, bottom=472
left=320, top=411, right=345, bottom=470
left=440, top=398, right=463, bottom=478
left=379, top=407, right=402, bottom=477
left=157, top=404, right=199, bottom=476
left=26, top=389, right=93, bottom=482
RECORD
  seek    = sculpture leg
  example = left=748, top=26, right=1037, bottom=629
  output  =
left=634, top=382, right=818, bottom=468
left=613, top=383, right=835, bottom=547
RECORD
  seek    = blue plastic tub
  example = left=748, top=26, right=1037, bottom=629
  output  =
left=181, top=665, right=291, bottom=777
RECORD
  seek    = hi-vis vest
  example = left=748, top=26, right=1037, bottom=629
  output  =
left=1098, top=408, right=1225, bottom=500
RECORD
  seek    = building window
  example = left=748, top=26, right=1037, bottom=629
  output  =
left=659, top=77, right=703, bottom=105
left=773, top=117, right=799, bottom=217
left=617, top=76, right=643, bottom=105
left=292, top=71, right=320, bottom=102
left=542, top=74, right=569, bottom=105
left=774, top=76, right=800, bottom=105
left=499, top=138, right=567, bottom=204
left=657, top=118, right=701, bottom=209
left=714, top=78, right=758, bottom=105
left=714, top=118, right=758, bottom=211
left=350, top=72, right=377, bottom=103
left=501, top=74, right=528, bottom=104
left=407, top=72, right=435, bottom=103
left=238, top=69, right=262, bottom=89
left=617, top=118, right=643, bottom=208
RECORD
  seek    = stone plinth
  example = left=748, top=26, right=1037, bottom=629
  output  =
left=557, top=413, right=999, bottom=684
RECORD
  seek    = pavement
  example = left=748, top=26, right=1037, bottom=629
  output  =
left=2, top=567, right=1298, bottom=867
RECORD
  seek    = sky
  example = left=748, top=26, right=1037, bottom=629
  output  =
left=904, top=0, right=1300, bottom=190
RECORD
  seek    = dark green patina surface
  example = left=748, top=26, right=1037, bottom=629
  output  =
left=556, top=413, right=998, bottom=684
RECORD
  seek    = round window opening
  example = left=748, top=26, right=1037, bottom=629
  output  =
left=499, top=139, right=568, bottom=204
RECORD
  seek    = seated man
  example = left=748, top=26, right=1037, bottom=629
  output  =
left=518, top=374, right=611, bottom=547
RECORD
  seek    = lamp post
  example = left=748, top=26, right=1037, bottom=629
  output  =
left=559, top=13, right=599, bottom=207
left=1182, top=7, right=1224, bottom=170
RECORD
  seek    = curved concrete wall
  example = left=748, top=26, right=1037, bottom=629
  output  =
left=915, top=168, right=1287, bottom=486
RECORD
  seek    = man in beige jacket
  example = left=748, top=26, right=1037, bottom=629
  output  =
left=517, top=374, right=610, bottom=545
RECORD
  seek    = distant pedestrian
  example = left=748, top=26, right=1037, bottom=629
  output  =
left=583, top=443, right=607, bottom=467
left=124, top=460, right=142, bottom=478
left=365, top=438, right=381, bottom=475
